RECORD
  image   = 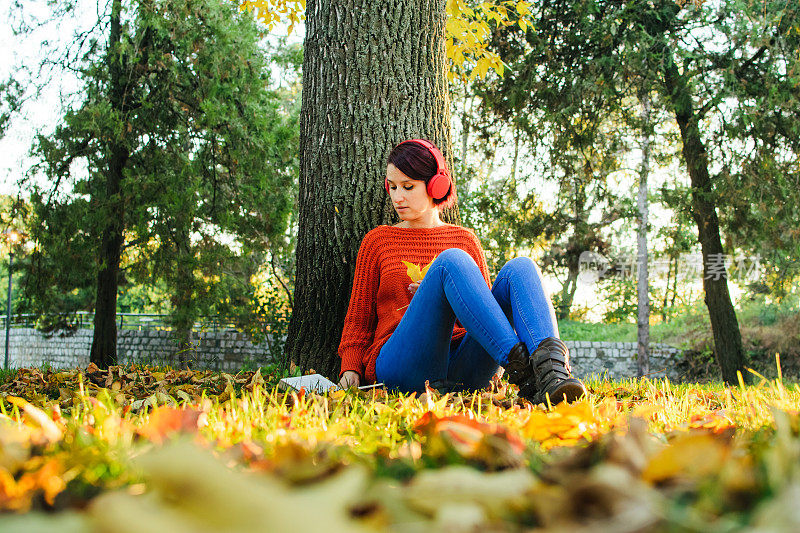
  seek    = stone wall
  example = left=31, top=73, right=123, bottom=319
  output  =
left=8, top=328, right=95, bottom=370
left=7, top=328, right=276, bottom=372
left=565, top=341, right=682, bottom=382
left=4, top=328, right=683, bottom=381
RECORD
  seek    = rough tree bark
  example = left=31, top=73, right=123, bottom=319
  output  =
left=286, top=0, right=454, bottom=377
left=662, top=46, right=746, bottom=384
left=90, top=0, right=129, bottom=367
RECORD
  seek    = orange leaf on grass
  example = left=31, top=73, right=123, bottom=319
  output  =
left=413, top=411, right=525, bottom=468
left=687, top=409, right=736, bottom=434
left=7, top=396, right=63, bottom=444
left=26, top=459, right=67, bottom=506
left=137, top=406, right=204, bottom=445
left=521, top=400, right=602, bottom=450
left=0, top=458, right=67, bottom=511
left=0, top=423, right=33, bottom=474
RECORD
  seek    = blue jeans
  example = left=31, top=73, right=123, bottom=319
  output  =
left=375, top=248, right=559, bottom=392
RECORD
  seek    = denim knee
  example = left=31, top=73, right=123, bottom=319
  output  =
left=433, top=248, right=476, bottom=270
left=500, top=256, right=539, bottom=277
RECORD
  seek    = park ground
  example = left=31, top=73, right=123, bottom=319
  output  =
left=0, top=363, right=799, bottom=531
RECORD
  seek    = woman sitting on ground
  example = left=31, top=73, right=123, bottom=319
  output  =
left=337, top=139, right=586, bottom=404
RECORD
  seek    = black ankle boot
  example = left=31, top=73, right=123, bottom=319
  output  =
left=504, top=342, right=533, bottom=385
left=504, top=342, right=539, bottom=400
left=529, top=337, right=586, bottom=405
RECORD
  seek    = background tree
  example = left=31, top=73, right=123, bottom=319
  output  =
left=655, top=182, right=699, bottom=321
left=0, top=79, right=23, bottom=139
left=23, top=0, right=298, bottom=366
left=0, top=196, right=33, bottom=319
left=461, top=179, right=554, bottom=276
left=480, top=0, right=800, bottom=383
left=476, top=24, right=634, bottom=320
left=645, top=0, right=798, bottom=382
left=540, top=133, right=631, bottom=321
left=449, top=79, right=554, bottom=277
left=636, top=92, right=652, bottom=376
left=715, top=1, right=800, bottom=301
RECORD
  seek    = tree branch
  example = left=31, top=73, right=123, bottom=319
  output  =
left=270, top=252, right=294, bottom=308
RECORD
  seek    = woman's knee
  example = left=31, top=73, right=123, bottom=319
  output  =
left=434, top=247, right=476, bottom=269
left=501, top=256, right=540, bottom=276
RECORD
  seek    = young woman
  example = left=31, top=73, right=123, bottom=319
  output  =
left=337, top=139, right=585, bottom=404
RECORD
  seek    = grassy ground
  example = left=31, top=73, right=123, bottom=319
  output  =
left=1, top=364, right=800, bottom=531
left=558, top=310, right=715, bottom=346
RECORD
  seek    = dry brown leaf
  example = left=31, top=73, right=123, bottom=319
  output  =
left=404, top=465, right=538, bottom=519
left=532, top=464, right=662, bottom=532
left=604, top=418, right=664, bottom=475
left=90, top=441, right=370, bottom=532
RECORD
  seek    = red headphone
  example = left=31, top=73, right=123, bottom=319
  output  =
left=385, top=139, right=452, bottom=200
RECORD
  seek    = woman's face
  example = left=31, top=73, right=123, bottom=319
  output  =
left=386, top=163, right=436, bottom=222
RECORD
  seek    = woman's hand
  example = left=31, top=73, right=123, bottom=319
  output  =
left=339, top=371, right=361, bottom=389
left=408, top=282, right=420, bottom=295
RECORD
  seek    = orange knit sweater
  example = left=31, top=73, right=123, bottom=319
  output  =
left=338, top=224, right=492, bottom=383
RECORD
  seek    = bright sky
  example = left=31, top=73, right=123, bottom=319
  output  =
left=0, top=0, right=304, bottom=197
left=0, top=0, right=92, bottom=196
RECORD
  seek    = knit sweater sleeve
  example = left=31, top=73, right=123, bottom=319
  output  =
left=338, top=232, right=380, bottom=378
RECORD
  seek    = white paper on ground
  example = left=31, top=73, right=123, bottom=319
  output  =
left=278, top=374, right=384, bottom=393
left=278, top=374, right=338, bottom=393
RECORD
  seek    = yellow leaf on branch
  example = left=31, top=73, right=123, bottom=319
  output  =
left=234, top=0, right=533, bottom=81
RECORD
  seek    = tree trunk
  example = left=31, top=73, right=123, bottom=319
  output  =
left=662, top=47, right=746, bottom=384
left=661, top=256, right=671, bottom=323
left=286, top=0, right=452, bottom=377
left=556, top=259, right=578, bottom=320
left=90, top=0, right=128, bottom=368
left=556, top=182, right=588, bottom=321
left=172, top=234, right=197, bottom=369
left=670, top=255, right=679, bottom=309
left=510, top=125, right=520, bottom=184
left=636, top=92, right=651, bottom=378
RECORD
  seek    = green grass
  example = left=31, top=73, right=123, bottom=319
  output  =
left=0, top=366, right=18, bottom=385
left=559, top=320, right=638, bottom=342
left=558, top=316, right=707, bottom=345
left=2, top=364, right=800, bottom=529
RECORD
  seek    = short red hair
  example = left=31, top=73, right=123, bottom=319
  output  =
left=387, top=139, right=457, bottom=209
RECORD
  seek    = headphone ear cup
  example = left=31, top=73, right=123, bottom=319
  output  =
left=385, top=178, right=389, bottom=193
left=427, top=172, right=451, bottom=200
